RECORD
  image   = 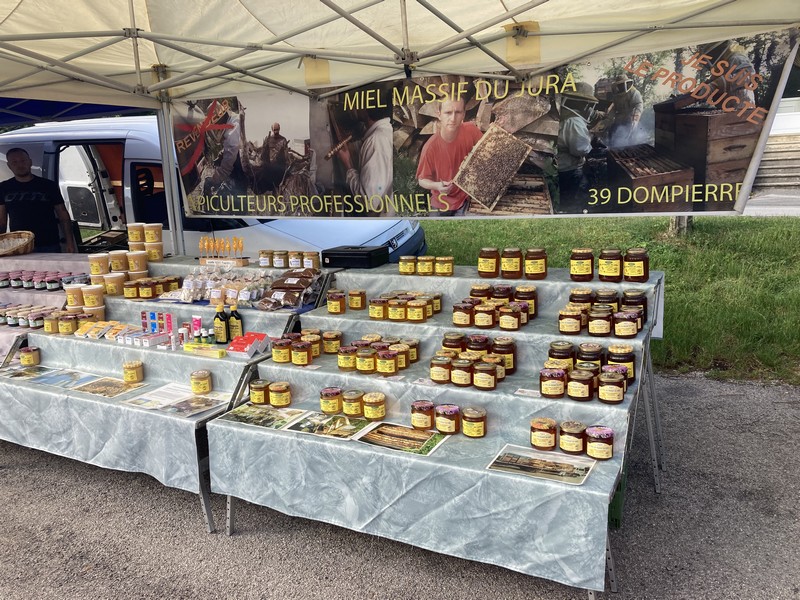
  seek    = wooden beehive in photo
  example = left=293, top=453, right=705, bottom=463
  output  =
left=467, top=174, right=553, bottom=216
left=452, top=123, right=532, bottom=211
left=608, top=144, right=694, bottom=211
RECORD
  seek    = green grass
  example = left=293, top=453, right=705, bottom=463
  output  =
left=422, top=216, right=800, bottom=384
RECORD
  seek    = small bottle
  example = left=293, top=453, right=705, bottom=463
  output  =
left=213, top=304, right=230, bottom=344
left=228, top=304, right=243, bottom=339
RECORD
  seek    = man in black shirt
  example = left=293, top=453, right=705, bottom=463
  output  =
left=0, top=148, right=76, bottom=253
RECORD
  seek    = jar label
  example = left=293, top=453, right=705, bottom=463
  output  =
left=58, top=322, right=75, bottom=334
left=499, top=315, right=518, bottom=330
left=388, top=307, right=406, bottom=320
left=624, top=261, right=645, bottom=277
left=309, top=344, right=320, bottom=358
left=291, top=351, right=309, bottom=365
left=417, top=262, right=433, bottom=274
left=320, top=398, right=341, bottom=413
left=599, top=385, right=624, bottom=403
left=273, top=257, right=286, bottom=268
left=259, top=258, right=271, bottom=267
left=327, top=301, right=343, bottom=314
left=323, top=339, right=341, bottom=353
left=408, top=347, right=418, bottom=362
left=364, top=404, right=386, bottom=419
left=435, top=416, right=456, bottom=433
left=44, top=321, right=58, bottom=334
left=568, top=381, right=591, bottom=398
left=598, top=259, right=621, bottom=277
left=399, top=262, right=415, bottom=274
left=525, top=259, right=546, bottom=274
left=139, top=288, right=153, bottom=298
left=106, top=282, right=120, bottom=295
left=540, top=380, right=564, bottom=395
left=433, top=298, right=441, bottom=312
left=462, top=420, right=485, bottom=438
left=377, top=359, right=397, bottom=374
left=407, top=307, right=425, bottom=321
left=477, top=257, right=497, bottom=273
left=474, top=372, right=495, bottom=389
left=356, top=357, right=375, bottom=371
left=435, top=263, right=453, bottom=275
left=250, top=390, right=266, bottom=404
left=20, top=353, right=39, bottom=366
left=288, top=257, right=302, bottom=268
left=66, top=291, right=82, bottom=305
left=501, top=257, right=521, bottom=272
left=614, top=321, right=638, bottom=336
left=452, top=311, right=471, bottom=326
left=451, top=370, right=471, bottom=385
left=272, top=348, right=291, bottom=363
left=89, top=263, right=104, bottom=275
left=124, top=288, right=137, bottom=298
left=303, top=258, right=317, bottom=269
left=338, top=354, right=356, bottom=369
left=608, top=359, right=635, bottom=380
left=589, top=319, right=611, bottom=334
left=475, top=312, right=494, bottom=327
left=369, top=305, right=385, bottom=319
left=531, top=431, right=555, bottom=447
left=270, top=392, right=291, bottom=407
left=559, top=318, right=581, bottom=333
left=570, top=259, right=592, bottom=275
left=501, top=353, right=514, bottom=370
left=343, top=401, right=362, bottom=416
left=587, top=441, right=613, bottom=459
left=191, top=380, right=211, bottom=394
left=123, top=369, right=141, bottom=383
left=411, top=413, right=433, bottom=429
left=349, top=296, right=363, bottom=309
left=430, top=366, right=450, bottom=382
left=560, top=436, right=584, bottom=453
left=493, top=364, right=506, bottom=379
left=396, top=354, right=407, bottom=369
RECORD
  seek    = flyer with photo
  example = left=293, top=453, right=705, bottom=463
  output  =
left=285, top=412, right=372, bottom=439
left=219, top=404, right=308, bottom=430
left=124, top=383, right=230, bottom=417
left=486, top=444, right=596, bottom=485
left=73, top=377, right=145, bottom=398
left=353, top=422, right=447, bottom=457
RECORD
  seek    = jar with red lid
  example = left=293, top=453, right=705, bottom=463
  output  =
left=320, top=387, right=344, bottom=415
left=569, top=248, right=594, bottom=282
left=337, top=345, right=358, bottom=371
left=500, top=248, right=523, bottom=279
left=291, top=341, right=313, bottom=366
left=598, top=248, right=623, bottom=282
left=524, top=248, right=547, bottom=280
left=477, top=247, right=500, bottom=278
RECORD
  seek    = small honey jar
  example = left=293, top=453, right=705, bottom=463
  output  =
left=123, top=360, right=143, bottom=383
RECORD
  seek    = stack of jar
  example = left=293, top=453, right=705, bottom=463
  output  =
left=568, top=247, right=650, bottom=283
left=429, top=333, right=516, bottom=391
left=529, top=418, right=615, bottom=460
left=410, top=401, right=487, bottom=438
left=557, top=287, right=648, bottom=338
left=270, top=332, right=317, bottom=368
left=258, top=249, right=321, bottom=270
left=398, top=255, right=455, bottom=277
left=336, top=333, right=419, bottom=377
left=539, top=340, right=635, bottom=403
left=126, top=222, right=165, bottom=262
left=317, top=387, right=388, bottom=421
left=451, top=282, right=538, bottom=331
left=476, top=247, right=548, bottom=280
left=329, top=289, right=443, bottom=322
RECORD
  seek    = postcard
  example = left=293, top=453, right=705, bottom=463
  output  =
left=219, top=404, right=308, bottom=429
left=29, top=369, right=100, bottom=389
left=72, top=377, right=145, bottom=398
left=353, top=422, right=447, bottom=456
left=285, top=412, right=372, bottom=439
left=0, top=365, right=58, bottom=380
left=124, top=383, right=230, bottom=418
left=486, top=444, right=596, bottom=486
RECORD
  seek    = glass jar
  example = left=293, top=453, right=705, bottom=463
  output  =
left=569, top=248, right=594, bottom=282
left=123, top=281, right=139, bottom=299
left=498, top=305, right=521, bottom=331
left=435, top=256, right=454, bottom=277
left=472, top=304, right=494, bottom=329
left=399, top=255, right=417, bottom=275
left=362, top=333, right=382, bottom=344
left=567, top=369, right=594, bottom=401
left=416, top=295, right=434, bottom=319
left=466, top=334, right=490, bottom=355
left=337, top=345, right=358, bottom=371
left=258, top=250, right=274, bottom=268
left=368, top=298, right=389, bottom=320
left=269, top=382, right=292, bottom=407
left=452, top=303, right=474, bottom=327
left=491, top=284, right=513, bottom=305
left=539, top=368, right=566, bottom=398
left=450, top=359, right=473, bottom=387
left=559, top=421, right=587, bottom=455
left=356, top=348, right=377, bottom=374
left=303, top=251, right=321, bottom=270
left=598, top=248, right=623, bottom=283
left=462, top=406, right=487, bottom=438
left=481, top=354, right=506, bottom=381
left=472, top=362, right=497, bottom=391
left=569, top=288, right=594, bottom=313
left=530, top=417, right=557, bottom=451
left=401, top=338, right=420, bottom=363
left=477, top=247, right=500, bottom=278
left=58, top=315, right=78, bottom=336
left=348, top=289, right=366, bottom=310
left=621, top=289, right=648, bottom=326
left=138, top=279, right=156, bottom=299
left=272, top=250, right=288, bottom=269
left=594, top=288, right=619, bottom=312
left=320, top=387, right=344, bottom=415
left=558, top=309, right=582, bottom=335
left=430, top=357, right=452, bottom=384
left=190, top=370, right=213, bottom=394
left=576, top=361, right=601, bottom=394
left=624, top=247, right=650, bottom=282
left=248, top=379, right=270, bottom=405
left=442, top=332, right=466, bottom=352
left=431, top=293, right=443, bottom=314
left=407, top=300, right=428, bottom=323
left=43, top=313, right=60, bottom=334
left=602, top=364, right=629, bottom=391
left=491, top=337, right=516, bottom=376
left=613, top=311, right=639, bottom=339
left=377, top=350, right=399, bottom=377
left=607, top=344, right=636, bottom=382
left=291, top=341, right=313, bottom=366
left=388, top=343, right=410, bottom=370
left=598, top=372, right=626, bottom=404
left=524, top=248, right=547, bottom=280
left=19, top=346, right=41, bottom=367
left=514, top=285, right=538, bottom=319
left=123, top=360, right=144, bottom=383
left=322, top=330, right=342, bottom=354
left=577, top=342, right=604, bottom=366
left=388, top=299, right=408, bottom=322
left=500, top=247, right=523, bottom=279
left=286, top=251, right=302, bottom=269
left=342, top=390, right=364, bottom=417
left=586, top=426, right=614, bottom=460
left=327, top=292, right=346, bottom=314
left=435, top=404, right=461, bottom=434
left=363, top=392, right=387, bottom=421
left=470, top=283, right=493, bottom=300
left=416, top=255, right=435, bottom=276
left=411, top=400, right=435, bottom=430
left=588, top=310, right=612, bottom=337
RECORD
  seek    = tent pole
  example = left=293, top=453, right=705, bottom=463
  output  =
left=156, top=104, right=186, bottom=256
left=127, top=0, right=144, bottom=89
left=318, top=0, right=404, bottom=57
left=0, top=31, right=121, bottom=42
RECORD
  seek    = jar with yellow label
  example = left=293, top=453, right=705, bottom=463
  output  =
left=570, top=248, right=594, bottom=282
left=337, top=345, right=358, bottom=371
left=500, top=248, right=523, bottom=279
left=19, top=346, right=41, bottom=366
left=429, top=356, right=451, bottom=384
left=435, top=256, right=454, bottom=277
left=558, top=308, right=582, bottom=335
left=137, top=279, right=156, bottom=299
left=368, top=298, right=389, bottom=320
left=342, top=390, right=364, bottom=417
left=498, top=305, right=521, bottom=331
left=122, top=281, right=139, bottom=299
left=300, top=334, right=322, bottom=358
left=435, top=404, right=460, bottom=434
left=514, top=286, right=538, bottom=319
left=470, top=283, right=493, bottom=300
left=548, top=341, right=575, bottom=372
left=524, top=248, right=548, bottom=280
left=602, top=364, right=629, bottom=391
left=452, top=302, right=474, bottom=327
left=613, top=311, right=639, bottom=338
left=462, top=406, right=487, bottom=438
left=473, top=304, right=495, bottom=329
left=472, top=362, right=497, bottom=391
left=567, top=369, right=594, bottom=401
left=249, top=379, right=270, bottom=404
left=530, top=417, right=557, bottom=451
left=576, top=361, right=600, bottom=394
left=272, top=338, right=292, bottom=363
left=291, top=341, right=312, bottom=366
left=356, top=348, right=377, bottom=374
left=377, top=350, right=399, bottom=377
left=58, top=315, right=78, bottom=336
left=416, top=255, right=435, bottom=276
left=539, top=368, right=566, bottom=398
left=588, top=310, right=612, bottom=337
left=269, top=381, right=292, bottom=407
left=431, top=293, right=443, bottom=314
left=348, top=289, right=366, bottom=310
left=491, top=337, right=516, bottom=376
left=123, top=360, right=144, bottom=383
left=598, top=372, right=626, bottom=404
left=322, top=330, right=342, bottom=354
left=387, top=299, right=407, bottom=322
left=607, top=344, right=636, bottom=382
left=406, top=300, right=428, bottom=323
left=190, top=370, right=213, bottom=394
left=598, top=248, right=623, bottom=282
left=559, top=421, right=587, bottom=455
left=398, top=255, right=417, bottom=275
left=586, top=426, right=614, bottom=460
left=411, top=400, right=435, bottom=430
left=481, top=354, right=506, bottom=381
left=448, top=359, right=472, bottom=387
left=621, top=289, right=648, bottom=324
left=320, top=387, right=344, bottom=415
left=594, top=288, right=619, bottom=312
left=388, top=344, right=410, bottom=370
left=43, top=313, right=60, bottom=334
left=624, top=247, right=650, bottom=282
left=401, top=338, right=420, bottom=363
left=477, top=247, right=500, bottom=278
left=327, top=292, right=346, bottom=314
left=363, top=392, right=387, bottom=421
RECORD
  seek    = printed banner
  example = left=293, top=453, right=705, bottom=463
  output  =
left=174, top=30, right=796, bottom=219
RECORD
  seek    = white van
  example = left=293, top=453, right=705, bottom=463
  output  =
left=0, top=116, right=427, bottom=258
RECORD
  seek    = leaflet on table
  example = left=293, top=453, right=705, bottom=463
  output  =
left=486, top=444, right=596, bottom=486
left=0, top=365, right=58, bottom=380
left=218, top=404, right=307, bottom=429
left=352, top=422, right=448, bottom=457
left=29, top=369, right=101, bottom=390
left=124, top=382, right=230, bottom=417
left=284, top=412, right=373, bottom=439
left=72, top=377, right=146, bottom=398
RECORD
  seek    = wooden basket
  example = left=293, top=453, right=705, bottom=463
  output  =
left=0, top=231, right=35, bottom=256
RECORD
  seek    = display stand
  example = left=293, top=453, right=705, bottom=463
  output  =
left=208, top=264, right=663, bottom=595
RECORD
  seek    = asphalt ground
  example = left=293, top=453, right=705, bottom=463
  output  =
left=1, top=373, right=798, bottom=600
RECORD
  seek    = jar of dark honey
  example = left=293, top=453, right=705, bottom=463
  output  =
left=513, top=285, right=538, bottom=319
left=466, top=334, right=490, bottom=355
left=607, top=344, right=636, bottom=382
left=624, top=247, right=650, bottom=282
left=435, top=404, right=461, bottom=434
left=491, top=284, right=513, bottom=305
left=621, top=289, right=648, bottom=325
left=498, top=305, right=521, bottom=331
left=470, top=283, right=493, bottom=299
left=575, top=361, right=600, bottom=394
left=368, top=298, right=389, bottom=320
left=569, top=248, right=594, bottom=282
left=559, top=421, right=587, bottom=455
left=613, top=311, right=639, bottom=338
left=598, top=248, right=623, bottom=283
left=442, top=332, right=466, bottom=352
left=567, top=369, right=594, bottom=401
left=602, top=364, right=629, bottom=391
left=452, top=303, right=474, bottom=327
left=431, top=293, right=443, bottom=314
left=558, top=308, right=582, bottom=335
left=524, top=248, right=547, bottom=280
left=473, top=304, right=496, bottom=329
left=577, top=342, right=604, bottom=366
left=598, top=372, right=626, bottom=404
left=411, top=400, right=435, bottom=430
left=530, top=417, right=557, bottom=451
left=477, top=247, right=500, bottom=278
left=500, top=248, right=523, bottom=279
left=450, top=359, right=474, bottom=387
left=430, top=357, right=452, bottom=384
left=569, top=288, right=594, bottom=313
left=491, top=336, right=517, bottom=375
left=481, top=354, right=506, bottom=381
left=594, top=288, right=619, bottom=312
left=461, top=406, right=487, bottom=438
left=509, top=302, right=528, bottom=326
left=588, top=310, right=612, bottom=337
left=586, top=426, right=614, bottom=460
left=472, top=362, right=497, bottom=391
left=539, top=368, right=566, bottom=398
left=548, top=341, right=575, bottom=372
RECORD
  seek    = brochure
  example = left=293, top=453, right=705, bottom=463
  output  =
left=219, top=404, right=307, bottom=429
left=0, top=365, right=58, bottom=380
left=353, top=422, right=447, bottom=456
left=72, top=377, right=145, bottom=398
left=486, top=444, right=596, bottom=485
left=285, top=412, right=372, bottom=439
left=124, top=383, right=229, bottom=417
left=29, top=369, right=100, bottom=389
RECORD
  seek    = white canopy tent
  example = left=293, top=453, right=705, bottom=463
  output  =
left=0, top=0, right=798, bottom=253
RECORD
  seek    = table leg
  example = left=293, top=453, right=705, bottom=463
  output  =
left=606, top=535, right=618, bottom=593
left=646, top=353, right=667, bottom=472
left=199, top=474, right=216, bottom=534
left=640, top=371, right=662, bottom=493
left=226, top=494, right=235, bottom=536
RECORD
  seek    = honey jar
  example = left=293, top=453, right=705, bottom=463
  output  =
left=472, top=362, right=497, bottom=391
left=190, top=370, right=213, bottom=394
left=406, top=300, right=427, bottom=323
left=498, top=305, right=521, bottom=331
left=588, top=310, right=612, bottom=336
left=322, top=330, right=342, bottom=354
left=43, top=313, right=60, bottom=334
left=320, top=387, right=344, bottom=415
left=327, top=292, right=346, bottom=314
left=377, top=350, right=399, bottom=377
left=435, top=256, right=454, bottom=276
left=530, top=417, right=557, bottom=451
left=559, top=421, right=587, bottom=455
left=470, top=283, right=493, bottom=299
left=272, top=250, right=288, bottom=269
left=514, top=285, right=538, bottom=319
left=491, top=284, right=513, bottom=305
left=594, top=288, right=619, bottom=312
left=58, top=315, right=78, bottom=335
left=272, top=339, right=292, bottom=363
left=607, top=344, right=636, bottom=382
left=362, top=333, right=382, bottom=344
left=288, top=251, right=303, bottom=269
left=431, top=293, right=443, bottom=314
left=461, top=406, right=487, bottom=438
left=621, top=289, right=648, bottom=325
left=19, top=346, right=40, bottom=366
left=598, top=248, right=623, bottom=283
left=416, top=255, right=435, bottom=276
left=429, top=356, right=451, bottom=384
left=123, top=360, right=143, bottom=383
left=411, top=400, right=435, bottom=430
left=398, top=255, right=416, bottom=275
left=452, top=302, right=474, bottom=327
left=368, top=298, right=389, bottom=320
left=342, top=390, right=364, bottom=417
left=388, top=343, right=410, bottom=370
left=269, top=381, right=292, bottom=407
left=249, top=379, right=269, bottom=404
left=363, top=392, right=387, bottom=421
left=473, top=304, right=495, bottom=329
left=569, top=248, right=594, bottom=282
left=586, top=426, right=614, bottom=460
left=500, top=247, right=523, bottom=279
left=624, top=247, right=650, bottom=282
left=491, top=337, right=516, bottom=375
left=481, top=354, right=506, bottom=381
left=602, top=364, right=629, bottom=391
left=450, top=359, right=473, bottom=387
left=348, top=289, right=366, bottom=310
left=303, top=251, right=321, bottom=270
left=123, top=281, right=139, bottom=299
left=539, top=368, right=566, bottom=398
left=558, top=308, right=582, bottom=335
left=301, top=334, right=322, bottom=358
left=613, top=312, right=639, bottom=338
left=291, top=341, right=313, bottom=366
left=435, top=404, right=460, bottom=434
left=567, top=370, right=594, bottom=401
left=400, top=338, right=419, bottom=363
left=548, top=341, right=575, bottom=372
left=388, top=299, right=408, bottom=322
left=524, top=248, right=547, bottom=280
left=598, top=372, right=626, bottom=404
left=356, top=348, right=377, bottom=374
left=477, top=247, right=500, bottom=278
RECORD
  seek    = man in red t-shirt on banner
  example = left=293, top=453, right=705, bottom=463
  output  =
left=416, top=98, right=482, bottom=216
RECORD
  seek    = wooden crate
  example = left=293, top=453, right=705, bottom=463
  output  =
left=608, top=145, right=694, bottom=211
left=467, top=175, right=552, bottom=216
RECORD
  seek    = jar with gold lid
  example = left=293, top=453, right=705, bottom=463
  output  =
left=411, top=400, right=435, bottom=430
left=268, top=382, right=292, bottom=407
left=569, top=248, right=594, bottom=282
left=470, top=283, right=493, bottom=299
left=472, top=362, right=497, bottom=391
left=337, top=345, right=358, bottom=371
left=416, top=255, right=435, bottom=276
left=624, top=247, right=650, bottom=282
left=588, top=310, right=612, bottom=337
left=406, top=300, right=428, bottom=323
left=500, top=247, right=523, bottom=279
left=567, top=370, right=594, bottom=401
left=342, top=390, right=364, bottom=417
left=300, top=334, right=321, bottom=358
left=401, top=338, right=420, bottom=363
left=558, top=308, right=582, bottom=335
left=594, top=288, right=619, bottom=312
left=452, top=302, right=474, bottom=327
left=577, top=342, right=604, bottom=366
left=548, top=341, right=575, bottom=372
left=530, top=417, right=557, bottom=451
left=524, top=248, right=547, bottom=280
left=368, top=297, right=389, bottom=320
left=190, top=370, right=213, bottom=394
left=272, top=250, right=288, bottom=269
left=388, top=344, right=410, bottom=370
left=477, top=247, right=500, bottom=278
left=461, top=406, right=487, bottom=438
left=320, top=387, right=343, bottom=415
left=473, top=304, right=496, bottom=329
left=322, top=330, right=342, bottom=354
left=249, top=379, right=270, bottom=405
left=348, top=289, right=366, bottom=310
left=303, top=251, right=321, bottom=270
left=429, top=356, right=452, bottom=384
left=388, top=299, right=408, bottom=322
left=481, top=354, right=506, bottom=381
left=435, top=404, right=461, bottom=434
left=598, top=248, right=623, bottom=283
left=559, top=421, right=587, bottom=455
left=586, top=426, right=614, bottom=460
left=398, top=255, right=416, bottom=275
left=450, top=359, right=473, bottom=387
left=435, top=256, right=454, bottom=277
left=363, top=392, right=387, bottom=421
left=356, top=348, right=377, bottom=374
left=598, top=372, right=626, bottom=404
left=123, top=360, right=144, bottom=383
